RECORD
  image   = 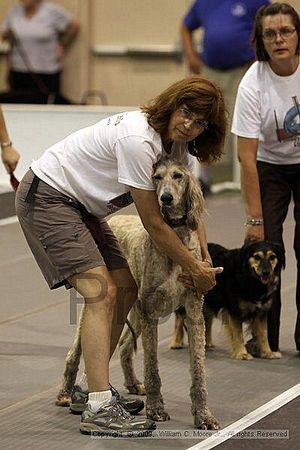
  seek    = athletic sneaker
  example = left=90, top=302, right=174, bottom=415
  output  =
left=70, top=384, right=144, bottom=415
left=80, top=396, right=155, bottom=436
left=109, top=384, right=144, bottom=415
left=69, top=385, right=88, bottom=414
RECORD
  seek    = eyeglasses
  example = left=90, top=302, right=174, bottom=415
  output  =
left=262, top=27, right=296, bottom=42
left=179, top=107, right=209, bottom=130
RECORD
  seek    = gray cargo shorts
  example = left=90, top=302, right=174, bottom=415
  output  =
left=15, top=169, right=128, bottom=289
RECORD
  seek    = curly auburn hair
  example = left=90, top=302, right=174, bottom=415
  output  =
left=252, top=2, right=300, bottom=62
left=141, top=76, right=228, bottom=164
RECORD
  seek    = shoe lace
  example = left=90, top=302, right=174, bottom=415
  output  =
left=109, top=383, right=120, bottom=400
left=109, top=397, right=132, bottom=420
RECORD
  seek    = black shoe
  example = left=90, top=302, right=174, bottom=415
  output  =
left=70, top=384, right=144, bottom=415
left=80, top=396, right=155, bottom=437
left=110, top=384, right=144, bottom=415
left=245, top=337, right=260, bottom=357
left=70, top=385, right=88, bottom=414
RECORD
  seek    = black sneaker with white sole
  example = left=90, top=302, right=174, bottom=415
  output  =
left=69, top=385, right=88, bottom=414
left=70, top=384, right=144, bottom=415
left=80, top=396, right=155, bottom=437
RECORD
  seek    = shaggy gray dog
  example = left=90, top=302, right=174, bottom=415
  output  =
left=56, top=159, right=219, bottom=430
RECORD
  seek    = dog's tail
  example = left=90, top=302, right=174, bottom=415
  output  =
left=55, top=310, right=83, bottom=405
left=125, top=319, right=138, bottom=352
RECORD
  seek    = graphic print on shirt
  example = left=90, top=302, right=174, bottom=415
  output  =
left=107, top=114, right=125, bottom=126
left=274, top=96, right=300, bottom=146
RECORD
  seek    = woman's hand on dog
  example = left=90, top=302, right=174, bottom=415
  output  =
left=245, top=224, right=264, bottom=242
left=178, top=263, right=223, bottom=295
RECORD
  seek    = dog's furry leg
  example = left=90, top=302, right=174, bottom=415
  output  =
left=252, top=317, right=282, bottom=359
left=170, top=307, right=186, bottom=349
left=142, top=317, right=170, bottom=422
left=223, top=311, right=252, bottom=360
left=185, top=296, right=220, bottom=430
left=55, top=307, right=84, bottom=406
left=119, top=307, right=145, bottom=395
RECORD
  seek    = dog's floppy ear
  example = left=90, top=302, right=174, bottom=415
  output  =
left=270, top=241, right=285, bottom=270
left=240, top=240, right=258, bottom=272
left=185, top=171, right=204, bottom=230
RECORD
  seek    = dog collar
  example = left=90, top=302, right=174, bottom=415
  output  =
left=167, top=215, right=187, bottom=228
left=258, top=279, right=279, bottom=302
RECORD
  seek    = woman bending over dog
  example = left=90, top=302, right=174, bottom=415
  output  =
left=15, top=76, right=226, bottom=436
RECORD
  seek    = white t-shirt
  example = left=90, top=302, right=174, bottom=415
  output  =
left=31, top=110, right=196, bottom=218
left=1, top=1, right=72, bottom=73
left=232, top=60, right=300, bottom=164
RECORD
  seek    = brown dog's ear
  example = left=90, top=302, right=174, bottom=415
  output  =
left=270, top=242, right=286, bottom=270
left=185, top=171, right=204, bottom=230
left=240, top=240, right=261, bottom=272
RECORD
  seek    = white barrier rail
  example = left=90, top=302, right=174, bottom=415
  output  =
left=0, top=104, right=135, bottom=192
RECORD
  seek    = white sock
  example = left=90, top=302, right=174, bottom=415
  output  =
left=77, top=372, right=88, bottom=391
left=88, top=390, right=112, bottom=412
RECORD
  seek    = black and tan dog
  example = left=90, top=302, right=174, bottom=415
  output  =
left=170, top=240, right=285, bottom=360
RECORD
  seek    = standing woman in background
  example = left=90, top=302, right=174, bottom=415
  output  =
left=232, top=2, right=300, bottom=354
left=1, top=0, right=79, bottom=102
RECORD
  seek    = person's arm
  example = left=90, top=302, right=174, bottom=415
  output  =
left=237, top=136, right=264, bottom=241
left=197, top=218, right=212, bottom=264
left=1, top=8, right=13, bottom=42
left=130, top=187, right=222, bottom=296
left=177, top=219, right=213, bottom=290
left=0, top=106, right=19, bottom=173
left=180, top=23, right=202, bottom=74
left=1, top=29, right=13, bottom=42
left=56, top=19, right=80, bottom=61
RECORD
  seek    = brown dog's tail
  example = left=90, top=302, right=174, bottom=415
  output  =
left=125, top=319, right=138, bottom=352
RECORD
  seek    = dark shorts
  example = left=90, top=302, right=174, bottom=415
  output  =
left=15, top=170, right=128, bottom=289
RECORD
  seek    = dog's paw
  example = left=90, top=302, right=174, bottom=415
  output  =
left=261, top=350, right=282, bottom=359
left=126, top=383, right=146, bottom=395
left=169, top=339, right=184, bottom=349
left=232, top=351, right=253, bottom=360
left=205, top=343, right=215, bottom=351
left=55, top=395, right=71, bottom=407
left=194, top=412, right=220, bottom=430
left=146, top=403, right=170, bottom=422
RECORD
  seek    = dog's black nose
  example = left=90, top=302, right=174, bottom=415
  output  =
left=160, top=193, right=174, bottom=206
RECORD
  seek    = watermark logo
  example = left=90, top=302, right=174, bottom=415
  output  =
left=90, top=428, right=290, bottom=440
left=68, top=272, right=178, bottom=326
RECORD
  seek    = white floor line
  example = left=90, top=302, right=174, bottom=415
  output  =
left=187, top=383, right=300, bottom=450
left=0, top=215, right=18, bottom=226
